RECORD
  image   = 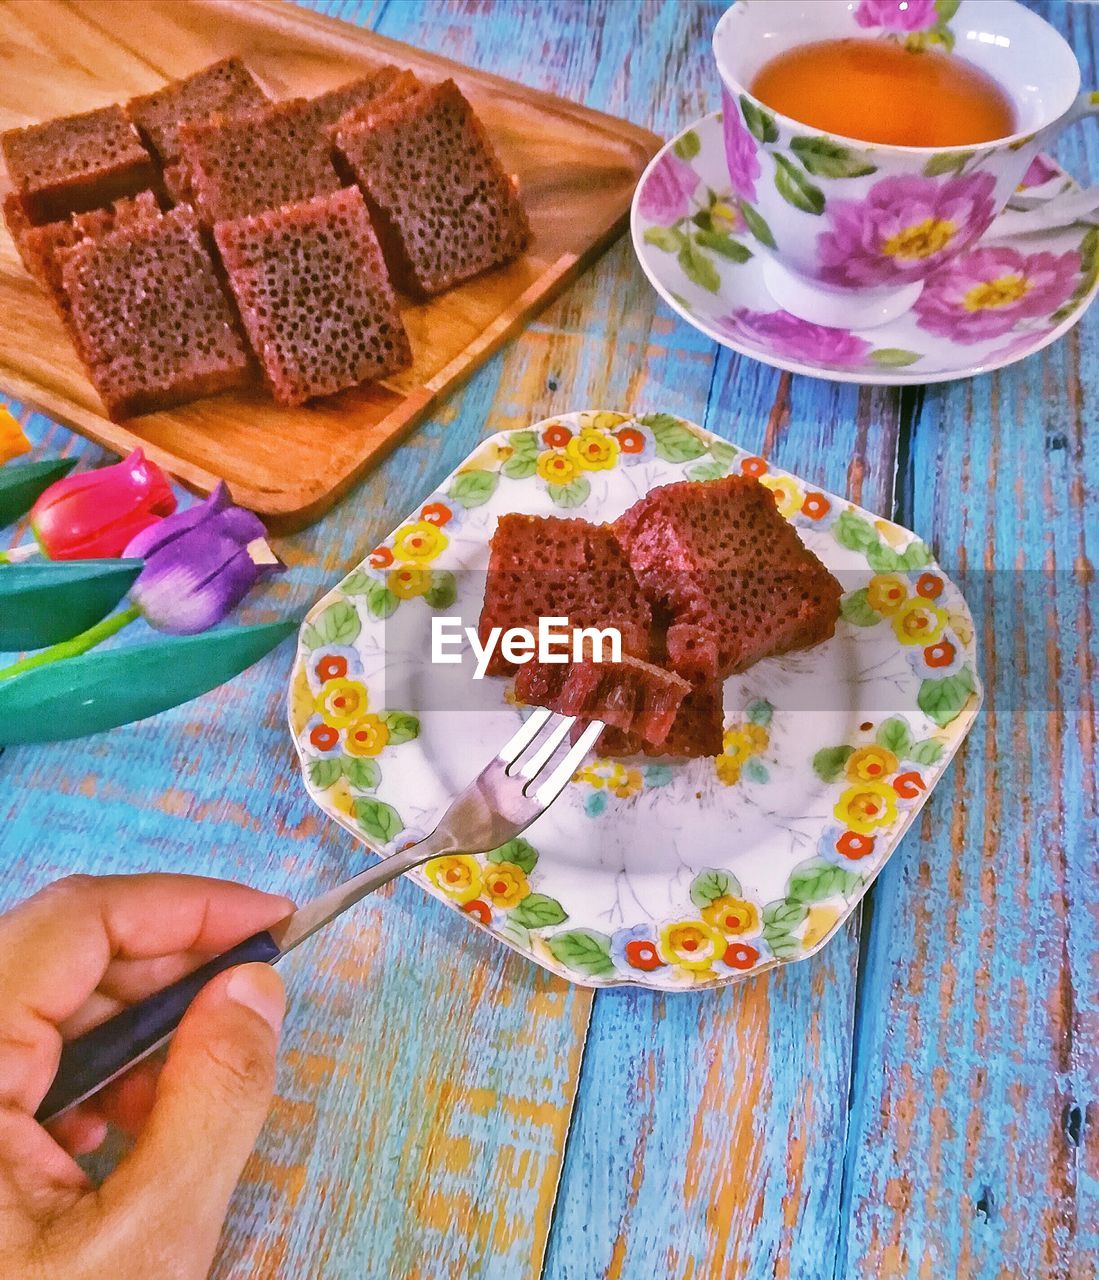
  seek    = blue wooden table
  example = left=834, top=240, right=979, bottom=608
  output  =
left=1, top=1, right=1095, bottom=1276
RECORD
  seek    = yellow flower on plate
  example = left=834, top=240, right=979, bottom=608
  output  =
left=565, top=427, right=620, bottom=472
left=344, top=714, right=390, bottom=758
left=715, top=755, right=742, bottom=786
left=892, top=598, right=947, bottom=646
left=948, top=609, right=974, bottom=646
left=482, top=861, right=529, bottom=908
left=874, top=519, right=910, bottom=549
left=393, top=519, right=448, bottom=564
left=845, top=744, right=898, bottom=783
left=722, top=726, right=755, bottom=764
left=658, top=920, right=726, bottom=972
left=745, top=723, right=769, bottom=752
left=609, top=766, right=643, bottom=799
left=316, top=678, right=369, bottom=728
left=536, top=449, right=579, bottom=485
left=834, top=781, right=898, bottom=835
left=0, top=407, right=30, bottom=465
left=579, top=410, right=628, bottom=431
left=758, top=473, right=803, bottom=519
left=801, top=904, right=842, bottom=950
left=867, top=574, right=909, bottom=615
left=426, top=854, right=482, bottom=904
left=388, top=566, right=432, bottom=599
left=701, top=896, right=760, bottom=938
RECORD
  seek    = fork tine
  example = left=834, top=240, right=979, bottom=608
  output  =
left=518, top=713, right=575, bottom=779
left=496, top=705, right=553, bottom=765
left=531, top=719, right=605, bottom=806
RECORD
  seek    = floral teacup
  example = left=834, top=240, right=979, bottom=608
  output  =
left=713, top=0, right=1095, bottom=327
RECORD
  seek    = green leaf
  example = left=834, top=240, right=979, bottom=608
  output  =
left=342, top=756, right=380, bottom=789
left=502, top=453, right=538, bottom=479
left=311, top=600, right=360, bottom=646
left=506, top=430, right=539, bottom=456
left=339, top=569, right=373, bottom=595
left=876, top=717, right=914, bottom=757
left=763, top=899, right=808, bottom=932
left=677, top=240, right=721, bottom=292
left=0, top=457, right=76, bottom=528
left=690, top=867, right=735, bottom=908
left=381, top=710, right=419, bottom=744
left=423, top=570, right=457, bottom=610
left=738, top=199, right=776, bottom=249
left=645, top=416, right=707, bottom=463
left=643, top=225, right=685, bottom=252
left=923, top=149, right=973, bottom=177
left=694, top=229, right=752, bottom=262
left=739, top=94, right=778, bottom=144
left=449, top=469, right=498, bottom=508
left=767, top=933, right=803, bottom=959
left=899, top=541, right=933, bottom=570
left=0, top=619, right=297, bottom=746
left=0, top=559, right=141, bottom=650
left=910, top=738, right=945, bottom=766
left=709, top=439, right=737, bottom=466
left=840, top=588, right=881, bottom=627
left=834, top=509, right=878, bottom=554
left=773, top=154, right=825, bottom=215
left=353, top=798, right=402, bottom=845
left=870, top=348, right=921, bottom=368
left=813, top=744, right=854, bottom=783
left=498, top=919, right=531, bottom=949
left=866, top=542, right=903, bottom=573
left=488, top=837, right=538, bottom=874
left=548, top=478, right=591, bottom=508
left=790, top=135, right=876, bottom=179
left=545, top=928, right=615, bottom=978
left=365, top=580, right=399, bottom=619
left=918, top=670, right=975, bottom=727
left=511, top=893, right=567, bottom=928
left=936, top=0, right=960, bottom=20
left=747, top=698, right=773, bottom=727
left=673, top=129, right=701, bottom=161
left=743, top=757, right=769, bottom=784
left=308, top=757, right=342, bottom=789
left=787, top=859, right=860, bottom=904
left=685, top=460, right=729, bottom=482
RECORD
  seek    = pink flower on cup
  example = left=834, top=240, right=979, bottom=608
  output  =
left=913, top=246, right=1080, bottom=342
left=817, top=172, right=997, bottom=288
left=855, top=0, right=939, bottom=33
left=721, top=87, right=760, bottom=203
left=1018, top=154, right=1060, bottom=190
left=638, top=151, right=700, bottom=225
left=715, top=308, right=873, bottom=367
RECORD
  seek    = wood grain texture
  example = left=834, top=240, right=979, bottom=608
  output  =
left=0, top=0, right=658, bottom=527
left=0, top=2, right=1094, bottom=1279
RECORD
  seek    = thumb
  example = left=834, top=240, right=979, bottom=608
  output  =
left=93, top=963, right=285, bottom=1269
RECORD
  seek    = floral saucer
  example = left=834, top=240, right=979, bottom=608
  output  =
left=632, top=112, right=1097, bottom=385
left=289, top=411, right=982, bottom=990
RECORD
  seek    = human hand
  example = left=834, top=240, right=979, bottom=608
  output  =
left=0, top=873, right=294, bottom=1280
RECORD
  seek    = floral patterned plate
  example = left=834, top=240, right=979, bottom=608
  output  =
left=288, top=411, right=983, bottom=989
left=632, top=111, right=1096, bottom=385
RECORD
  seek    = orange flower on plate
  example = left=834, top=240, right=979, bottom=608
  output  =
left=462, top=899, right=492, bottom=924
left=542, top=422, right=573, bottom=449
left=388, top=566, right=431, bottom=599
left=616, top=426, right=646, bottom=454
left=483, top=861, right=529, bottom=908
left=741, top=455, right=768, bottom=478
left=845, top=744, right=898, bottom=783
left=344, top=714, right=389, bottom=758
left=867, top=574, right=908, bottom=615
left=836, top=831, right=875, bottom=860
left=536, top=449, right=578, bottom=485
left=834, top=781, right=898, bottom=835
left=892, top=598, right=947, bottom=646
left=625, top=938, right=664, bottom=970
left=658, top=920, right=725, bottom=971
left=923, top=637, right=957, bottom=669
left=892, top=770, right=927, bottom=800
left=369, top=545, right=394, bottom=569
left=801, top=491, right=831, bottom=521
left=723, top=941, right=760, bottom=970
left=702, top=896, right=760, bottom=937
left=316, top=678, right=368, bottom=728
left=421, top=501, right=452, bottom=527
left=916, top=572, right=943, bottom=599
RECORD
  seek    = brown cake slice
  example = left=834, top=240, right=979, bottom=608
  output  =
left=215, top=187, right=411, bottom=406
left=612, top=474, right=842, bottom=677
left=479, top=515, right=651, bottom=679
left=179, top=98, right=343, bottom=223
left=330, top=69, right=423, bottom=131
left=126, top=57, right=269, bottom=166
left=5, top=191, right=161, bottom=317
left=514, top=653, right=689, bottom=746
left=309, top=66, right=418, bottom=129
left=2, top=105, right=157, bottom=224
left=62, top=206, right=251, bottom=418
left=333, top=78, right=530, bottom=297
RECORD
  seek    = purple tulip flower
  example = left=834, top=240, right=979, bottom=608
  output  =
left=123, top=483, right=283, bottom=635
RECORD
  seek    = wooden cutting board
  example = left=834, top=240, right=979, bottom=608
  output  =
left=0, top=0, right=659, bottom=529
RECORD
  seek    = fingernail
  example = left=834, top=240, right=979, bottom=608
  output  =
left=226, top=964, right=285, bottom=1034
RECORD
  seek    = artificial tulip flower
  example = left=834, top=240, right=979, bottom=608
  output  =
left=0, top=406, right=31, bottom=465
left=123, top=483, right=283, bottom=635
left=29, top=448, right=176, bottom=560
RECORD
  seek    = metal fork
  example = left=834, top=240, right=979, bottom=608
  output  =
left=35, top=709, right=604, bottom=1125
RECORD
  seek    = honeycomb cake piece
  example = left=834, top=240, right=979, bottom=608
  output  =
left=179, top=98, right=343, bottom=223
left=612, top=474, right=842, bottom=677
left=62, top=206, right=251, bottom=419
left=309, top=66, right=418, bottom=129
left=330, top=69, right=423, bottom=131
left=479, top=515, right=651, bottom=679
left=1, top=105, right=157, bottom=224
left=126, top=57, right=269, bottom=166
left=214, top=187, right=411, bottom=407
left=333, top=78, right=530, bottom=296
left=513, top=653, right=689, bottom=746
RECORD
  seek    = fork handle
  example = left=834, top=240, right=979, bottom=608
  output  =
left=35, top=930, right=282, bottom=1125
